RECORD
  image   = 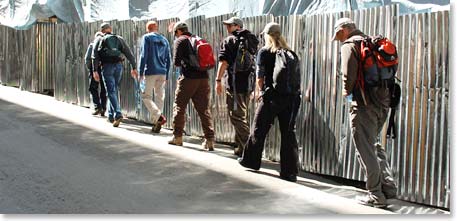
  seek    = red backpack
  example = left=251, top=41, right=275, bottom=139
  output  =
left=185, top=35, right=216, bottom=71
left=357, top=35, right=399, bottom=89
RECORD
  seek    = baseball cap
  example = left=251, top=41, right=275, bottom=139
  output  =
left=222, top=16, right=243, bottom=28
left=331, top=17, right=355, bottom=41
left=261, top=22, right=281, bottom=35
left=100, top=22, right=111, bottom=31
left=173, top=21, right=188, bottom=33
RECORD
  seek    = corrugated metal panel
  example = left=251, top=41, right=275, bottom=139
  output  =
left=0, top=5, right=450, bottom=209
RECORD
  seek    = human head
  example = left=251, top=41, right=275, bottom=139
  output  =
left=100, top=22, right=112, bottom=33
left=332, top=17, right=357, bottom=42
left=173, top=21, right=188, bottom=37
left=146, top=21, right=158, bottom=33
left=222, top=16, right=243, bottom=34
left=262, top=22, right=290, bottom=53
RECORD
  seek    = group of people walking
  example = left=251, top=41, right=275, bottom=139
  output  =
left=84, top=16, right=398, bottom=208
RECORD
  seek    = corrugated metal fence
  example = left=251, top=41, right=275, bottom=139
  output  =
left=0, top=5, right=449, bottom=209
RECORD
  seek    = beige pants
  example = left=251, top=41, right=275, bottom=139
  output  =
left=141, top=75, right=166, bottom=123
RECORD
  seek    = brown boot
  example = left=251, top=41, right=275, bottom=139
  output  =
left=168, top=136, right=183, bottom=146
left=202, top=138, right=215, bottom=151
left=234, top=146, right=243, bottom=157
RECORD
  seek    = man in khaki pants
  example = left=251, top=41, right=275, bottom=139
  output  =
left=139, top=21, right=171, bottom=133
left=333, top=17, right=397, bottom=208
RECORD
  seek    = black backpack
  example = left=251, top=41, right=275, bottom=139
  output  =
left=233, top=33, right=258, bottom=73
left=272, top=49, right=301, bottom=95
left=98, top=34, right=122, bottom=58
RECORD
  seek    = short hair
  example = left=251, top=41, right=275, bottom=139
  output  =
left=146, top=21, right=158, bottom=31
left=177, top=27, right=188, bottom=33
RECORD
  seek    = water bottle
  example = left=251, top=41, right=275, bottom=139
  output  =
left=346, top=94, right=353, bottom=103
left=140, top=78, right=146, bottom=93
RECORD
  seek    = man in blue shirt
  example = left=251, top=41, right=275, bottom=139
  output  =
left=139, top=21, right=171, bottom=133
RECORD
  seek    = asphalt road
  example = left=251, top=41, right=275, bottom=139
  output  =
left=0, top=86, right=393, bottom=214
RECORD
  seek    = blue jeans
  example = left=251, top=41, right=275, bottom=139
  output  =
left=101, top=63, right=123, bottom=120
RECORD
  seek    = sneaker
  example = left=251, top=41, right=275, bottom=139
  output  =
left=113, top=116, right=123, bottom=127
left=234, top=147, right=243, bottom=157
left=168, top=136, right=183, bottom=146
left=202, top=138, right=214, bottom=151
left=357, top=194, right=387, bottom=208
left=158, top=115, right=167, bottom=125
left=92, top=109, right=102, bottom=115
left=151, top=124, right=161, bottom=133
left=151, top=115, right=167, bottom=133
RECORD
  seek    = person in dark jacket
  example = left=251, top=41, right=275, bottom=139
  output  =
left=138, top=21, right=171, bottom=133
left=92, top=22, right=138, bottom=127
left=333, top=17, right=397, bottom=208
left=84, top=31, right=106, bottom=116
left=238, top=22, right=301, bottom=182
left=168, top=21, right=215, bottom=151
left=216, top=16, right=259, bottom=156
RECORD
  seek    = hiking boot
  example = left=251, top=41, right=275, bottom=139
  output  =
left=151, top=115, right=167, bottom=133
left=357, top=194, right=387, bottom=208
left=92, top=109, right=102, bottom=115
left=202, top=138, right=215, bottom=151
left=168, top=136, right=183, bottom=146
left=234, top=147, right=244, bottom=157
left=113, top=116, right=123, bottom=127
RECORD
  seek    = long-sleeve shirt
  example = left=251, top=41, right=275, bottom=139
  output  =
left=84, top=43, right=94, bottom=71
left=139, top=32, right=171, bottom=80
left=173, top=32, right=208, bottom=79
left=341, top=29, right=390, bottom=107
left=92, top=32, right=137, bottom=71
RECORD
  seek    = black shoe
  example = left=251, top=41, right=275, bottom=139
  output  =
left=151, top=123, right=162, bottom=133
left=280, top=174, right=297, bottom=182
left=151, top=115, right=166, bottom=133
left=107, top=118, right=114, bottom=123
left=113, top=116, right=123, bottom=127
left=237, top=158, right=259, bottom=170
left=100, top=109, right=106, bottom=117
left=92, top=109, right=102, bottom=115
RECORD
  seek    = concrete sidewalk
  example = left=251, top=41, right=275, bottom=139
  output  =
left=0, top=85, right=448, bottom=214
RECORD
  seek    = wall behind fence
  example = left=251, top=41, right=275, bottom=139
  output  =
left=0, top=5, right=450, bottom=209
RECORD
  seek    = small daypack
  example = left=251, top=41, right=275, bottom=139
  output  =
left=98, top=34, right=122, bottom=58
left=185, top=35, right=215, bottom=71
left=272, top=49, right=301, bottom=95
left=233, top=34, right=258, bottom=73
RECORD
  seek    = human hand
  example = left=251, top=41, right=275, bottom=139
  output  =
left=215, top=81, right=223, bottom=95
left=93, top=71, right=100, bottom=82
